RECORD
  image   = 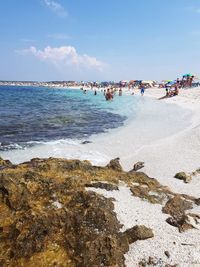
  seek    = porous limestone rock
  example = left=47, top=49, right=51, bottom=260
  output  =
left=0, top=157, right=198, bottom=266
left=0, top=157, right=156, bottom=267
left=174, top=172, right=192, bottom=183
left=0, top=157, right=13, bottom=170
left=85, top=182, right=119, bottom=191
left=195, top=198, right=200, bottom=205
left=162, top=196, right=197, bottom=232
left=123, top=225, right=154, bottom=244
left=106, top=157, right=123, bottom=171
left=162, top=196, right=193, bottom=218
left=132, top=161, right=145, bottom=172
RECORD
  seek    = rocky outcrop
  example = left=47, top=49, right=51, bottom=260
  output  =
left=174, top=167, right=200, bottom=184
left=0, top=157, right=199, bottom=266
left=106, top=157, right=123, bottom=171
left=166, top=213, right=200, bottom=233
left=132, top=161, right=145, bottom=172
left=123, top=225, right=154, bottom=244
left=85, top=182, right=119, bottom=191
left=63, top=191, right=128, bottom=267
left=0, top=157, right=13, bottom=170
left=162, top=196, right=193, bottom=218
left=139, top=257, right=178, bottom=267
left=195, top=198, right=200, bottom=205
left=130, top=185, right=165, bottom=204
left=0, top=157, right=155, bottom=267
left=174, top=172, right=192, bottom=183
left=162, top=196, right=198, bottom=232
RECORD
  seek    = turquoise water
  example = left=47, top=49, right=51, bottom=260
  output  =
left=0, top=85, right=193, bottom=155
left=0, top=86, right=193, bottom=165
left=0, top=86, right=138, bottom=150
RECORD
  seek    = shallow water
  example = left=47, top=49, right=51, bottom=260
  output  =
left=0, top=86, right=192, bottom=165
left=0, top=86, right=130, bottom=150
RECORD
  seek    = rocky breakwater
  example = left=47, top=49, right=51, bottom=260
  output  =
left=0, top=157, right=155, bottom=267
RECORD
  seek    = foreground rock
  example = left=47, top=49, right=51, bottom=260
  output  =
left=162, top=196, right=193, bottom=218
left=162, top=196, right=200, bottom=232
left=0, top=157, right=13, bottom=170
left=0, top=157, right=199, bottom=266
left=166, top=213, right=200, bottom=233
left=85, top=181, right=119, bottom=191
left=124, top=225, right=154, bottom=244
left=174, top=172, right=192, bottom=183
left=0, top=157, right=155, bottom=267
left=132, top=161, right=145, bottom=172
left=106, top=157, right=123, bottom=171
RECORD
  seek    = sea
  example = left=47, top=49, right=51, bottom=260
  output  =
left=0, top=86, right=192, bottom=165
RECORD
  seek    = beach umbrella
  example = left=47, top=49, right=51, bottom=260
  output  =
left=163, top=80, right=173, bottom=84
left=183, top=74, right=193, bottom=77
left=165, top=80, right=176, bottom=87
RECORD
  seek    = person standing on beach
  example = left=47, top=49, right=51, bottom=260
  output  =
left=174, top=78, right=180, bottom=96
left=119, top=88, right=122, bottom=96
left=189, top=76, right=194, bottom=87
left=176, top=78, right=180, bottom=87
left=165, top=87, right=169, bottom=97
left=140, top=84, right=145, bottom=96
left=186, top=76, right=190, bottom=87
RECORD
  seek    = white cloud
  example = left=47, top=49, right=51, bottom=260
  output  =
left=17, top=45, right=104, bottom=71
left=42, top=0, right=67, bottom=17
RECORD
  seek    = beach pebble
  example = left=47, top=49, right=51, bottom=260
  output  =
left=164, top=251, right=170, bottom=258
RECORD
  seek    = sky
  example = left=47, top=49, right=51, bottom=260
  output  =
left=0, top=0, right=200, bottom=81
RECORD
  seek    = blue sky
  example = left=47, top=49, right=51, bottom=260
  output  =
left=0, top=0, right=200, bottom=81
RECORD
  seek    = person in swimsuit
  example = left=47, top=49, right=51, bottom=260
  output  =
left=140, top=84, right=145, bottom=96
left=105, top=89, right=113, bottom=101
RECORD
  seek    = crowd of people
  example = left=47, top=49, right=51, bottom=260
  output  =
left=80, top=74, right=198, bottom=101
left=81, top=84, right=146, bottom=101
left=104, top=88, right=123, bottom=100
left=163, top=75, right=195, bottom=98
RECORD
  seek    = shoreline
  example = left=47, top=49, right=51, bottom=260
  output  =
left=140, top=88, right=200, bottom=197
left=1, top=86, right=200, bottom=266
left=86, top=87, right=200, bottom=266
left=1, top=87, right=199, bottom=197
